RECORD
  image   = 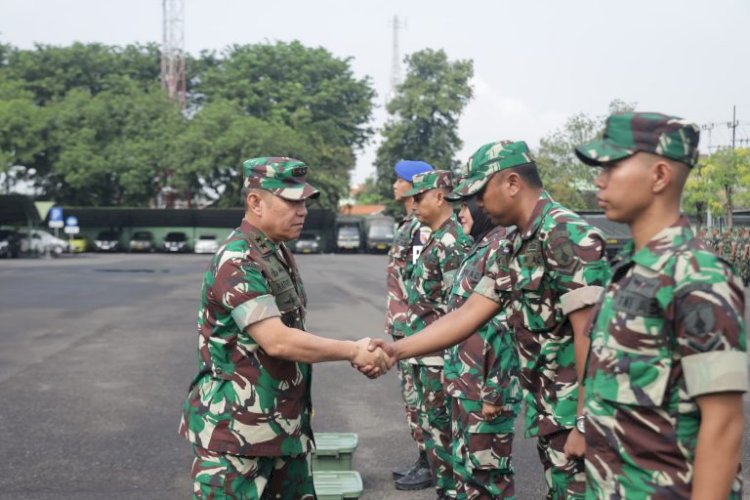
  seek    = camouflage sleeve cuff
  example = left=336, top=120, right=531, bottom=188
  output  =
left=231, top=294, right=281, bottom=330
left=560, top=285, right=603, bottom=315
left=682, top=351, right=749, bottom=397
left=474, top=276, right=501, bottom=303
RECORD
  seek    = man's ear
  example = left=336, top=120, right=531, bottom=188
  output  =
left=246, top=191, right=264, bottom=216
left=651, top=159, right=673, bottom=194
left=505, top=172, right=521, bottom=197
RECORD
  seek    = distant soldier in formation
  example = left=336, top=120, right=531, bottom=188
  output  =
left=401, top=170, right=472, bottom=497
left=575, top=112, right=747, bottom=498
left=738, top=227, right=750, bottom=286
left=385, top=159, right=434, bottom=489
left=444, top=174, right=521, bottom=499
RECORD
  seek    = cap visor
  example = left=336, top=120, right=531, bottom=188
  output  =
left=273, top=181, right=320, bottom=200
left=403, top=186, right=428, bottom=198
left=575, top=139, right=634, bottom=166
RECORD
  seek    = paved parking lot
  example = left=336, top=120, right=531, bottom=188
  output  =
left=0, top=252, right=748, bottom=499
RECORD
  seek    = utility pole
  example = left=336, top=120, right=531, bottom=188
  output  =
left=726, top=105, right=739, bottom=228
left=387, top=15, right=405, bottom=106
left=161, top=0, right=186, bottom=110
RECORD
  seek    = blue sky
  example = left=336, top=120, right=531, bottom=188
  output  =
left=3, top=0, right=749, bottom=183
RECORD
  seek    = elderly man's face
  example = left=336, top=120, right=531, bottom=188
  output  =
left=258, top=192, right=308, bottom=242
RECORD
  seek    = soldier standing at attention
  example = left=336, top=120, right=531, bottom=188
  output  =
left=386, top=159, right=434, bottom=488
left=443, top=188, right=521, bottom=499
left=367, top=140, right=611, bottom=499
left=401, top=170, right=472, bottom=497
left=575, top=112, right=748, bottom=498
left=179, top=157, right=388, bottom=499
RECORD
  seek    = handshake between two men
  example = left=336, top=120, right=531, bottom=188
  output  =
left=350, top=337, right=401, bottom=379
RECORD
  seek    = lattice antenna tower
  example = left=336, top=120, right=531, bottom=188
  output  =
left=388, top=15, right=406, bottom=105
left=161, top=0, right=186, bottom=109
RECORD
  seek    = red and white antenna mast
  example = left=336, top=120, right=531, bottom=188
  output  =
left=161, top=0, right=186, bottom=109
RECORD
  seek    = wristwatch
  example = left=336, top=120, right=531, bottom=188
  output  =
left=575, top=415, right=586, bottom=434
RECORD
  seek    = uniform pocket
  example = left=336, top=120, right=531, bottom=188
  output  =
left=516, top=266, right=558, bottom=332
left=590, top=344, right=672, bottom=407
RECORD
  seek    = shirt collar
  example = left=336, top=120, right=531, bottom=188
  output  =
left=520, top=191, right=554, bottom=241
left=426, top=214, right=457, bottom=245
left=621, top=215, right=694, bottom=271
left=240, top=219, right=278, bottom=255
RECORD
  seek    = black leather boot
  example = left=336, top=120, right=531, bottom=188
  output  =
left=391, top=449, right=428, bottom=480
left=394, top=451, right=433, bottom=490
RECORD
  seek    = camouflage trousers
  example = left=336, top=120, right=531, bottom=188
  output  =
left=451, top=397, right=516, bottom=500
left=414, top=364, right=454, bottom=497
left=192, top=446, right=315, bottom=500
left=397, top=359, right=425, bottom=450
left=537, top=430, right=586, bottom=500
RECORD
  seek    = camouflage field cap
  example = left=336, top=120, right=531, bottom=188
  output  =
left=450, top=140, right=533, bottom=198
left=243, top=156, right=320, bottom=200
left=575, top=112, right=700, bottom=168
left=404, top=170, right=453, bottom=197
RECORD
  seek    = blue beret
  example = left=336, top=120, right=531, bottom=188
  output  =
left=394, top=160, right=434, bottom=182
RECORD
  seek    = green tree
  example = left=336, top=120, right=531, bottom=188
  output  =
left=374, top=49, right=473, bottom=206
left=535, top=99, right=636, bottom=209
left=683, top=159, right=722, bottom=229
left=699, top=147, right=750, bottom=228
left=0, top=79, right=46, bottom=193
left=46, top=79, right=184, bottom=206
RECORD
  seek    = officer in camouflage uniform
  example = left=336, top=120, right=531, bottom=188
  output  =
left=400, top=170, right=472, bottom=497
left=386, top=159, right=434, bottom=487
left=179, top=157, right=388, bottom=499
left=373, top=140, right=610, bottom=499
left=443, top=188, right=521, bottom=499
left=576, top=112, right=748, bottom=499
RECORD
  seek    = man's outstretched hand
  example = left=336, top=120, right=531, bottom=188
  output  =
left=350, top=338, right=391, bottom=379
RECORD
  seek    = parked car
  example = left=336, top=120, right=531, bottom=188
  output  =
left=129, top=231, right=155, bottom=253
left=336, top=225, right=361, bottom=253
left=17, top=229, right=69, bottom=256
left=68, top=234, right=90, bottom=253
left=365, top=217, right=395, bottom=253
left=194, top=234, right=219, bottom=254
left=94, top=231, right=123, bottom=252
left=0, top=229, right=21, bottom=258
left=293, top=232, right=321, bottom=254
left=163, top=231, right=190, bottom=253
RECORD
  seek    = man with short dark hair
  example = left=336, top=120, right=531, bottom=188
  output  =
left=575, top=112, right=748, bottom=499
left=179, top=156, right=388, bottom=499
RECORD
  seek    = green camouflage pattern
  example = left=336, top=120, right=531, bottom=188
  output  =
left=191, top=445, right=315, bottom=499
left=397, top=360, right=425, bottom=450
left=474, top=191, right=610, bottom=438
left=404, top=169, right=454, bottom=197
left=451, top=396, right=516, bottom=499
left=538, top=431, right=586, bottom=499
left=405, top=214, right=473, bottom=365
left=386, top=214, right=429, bottom=339
left=575, top=112, right=700, bottom=167
left=179, top=220, right=314, bottom=458
left=584, top=215, right=747, bottom=499
left=451, top=140, right=534, bottom=198
left=415, top=365, right=454, bottom=498
left=444, top=225, right=522, bottom=413
left=243, top=156, right=320, bottom=200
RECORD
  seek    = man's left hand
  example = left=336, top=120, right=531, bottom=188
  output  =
left=563, top=428, right=586, bottom=459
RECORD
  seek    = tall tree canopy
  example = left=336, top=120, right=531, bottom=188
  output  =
left=374, top=49, right=473, bottom=204
left=0, top=40, right=375, bottom=209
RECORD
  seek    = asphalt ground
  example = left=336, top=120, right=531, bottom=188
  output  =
left=0, top=252, right=748, bottom=499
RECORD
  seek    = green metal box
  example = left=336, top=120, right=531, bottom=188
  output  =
left=313, top=471, right=363, bottom=500
left=311, top=432, right=359, bottom=471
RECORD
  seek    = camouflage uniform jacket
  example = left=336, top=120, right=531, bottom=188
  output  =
left=584, top=215, right=748, bottom=498
left=444, top=225, right=522, bottom=412
left=406, top=214, right=472, bottom=366
left=179, top=219, right=313, bottom=457
left=386, top=214, right=429, bottom=339
left=474, top=191, right=610, bottom=438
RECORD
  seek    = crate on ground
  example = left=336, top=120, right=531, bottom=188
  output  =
left=313, top=471, right=363, bottom=500
left=312, top=432, right=358, bottom=471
